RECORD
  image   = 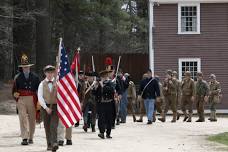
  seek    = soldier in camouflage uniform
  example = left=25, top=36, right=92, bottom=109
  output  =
left=181, top=71, right=195, bottom=122
left=195, top=72, right=209, bottom=122
left=158, top=70, right=178, bottom=123
left=172, top=71, right=181, bottom=121
left=125, top=73, right=137, bottom=122
left=208, top=74, right=221, bottom=122
left=154, top=76, right=164, bottom=122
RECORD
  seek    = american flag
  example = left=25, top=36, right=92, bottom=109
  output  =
left=57, top=39, right=82, bottom=128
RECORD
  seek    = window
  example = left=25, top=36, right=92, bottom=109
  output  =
left=178, top=3, right=200, bottom=34
left=178, top=58, right=201, bottom=81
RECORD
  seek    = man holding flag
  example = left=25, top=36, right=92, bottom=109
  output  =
left=57, top=48, right=81, bottom=146
left=56, top=38, right=82, bottom=129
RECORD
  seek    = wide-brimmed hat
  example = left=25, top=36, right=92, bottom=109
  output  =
left=185, top=71, right=191, bottom=76
left=166, top=69, right=173, bottom=76
left=85, top=71, right=98, bottom=77
left=172, top=71, right=178, bottom=76
left=197, top=72, right=203, bottom=77
left=18, top=54, right=34, bottom=67
left=43, top=65, right=56, bottom=72
left=99, top=69, right=113, bottom=77
left=209, top=74, right=216, bottom=79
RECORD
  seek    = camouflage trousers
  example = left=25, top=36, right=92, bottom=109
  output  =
left=209, top=101, right=217, bottom=112
left=195, top=96, right=205, bottom=121
left=181, top=95, right=193, bottom=114
left=164, top=94, right=177, bottom=113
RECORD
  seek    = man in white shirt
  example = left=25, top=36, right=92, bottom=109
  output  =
left=38, top=65, right=59, bottom=151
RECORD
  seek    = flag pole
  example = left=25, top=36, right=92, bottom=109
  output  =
left=56, top=37, right=63, bottom=82
left=114, top=56, right=121, bottom=81
left=92, top=55, right=96, bottom=82
left=75, top=47, right=80, bottom=88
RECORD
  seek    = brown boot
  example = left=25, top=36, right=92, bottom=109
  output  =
left=183, top=112, right=188, bottom=122
left=136, top=116, right=143, bottom=122
left=177, top=112, right=181, bottom=120
left=133, top=115, right=136, bottom=122
left=158, top=112, right=166, bottom=122
left=153, top=112, right=156, bottom=122
left=208, top=112, right=212, bottom=121
left=210, top=111, right=217, bottom=122
left=187, top=113, right=192, bottom=122
left=171, top=112, right=177, bottom=123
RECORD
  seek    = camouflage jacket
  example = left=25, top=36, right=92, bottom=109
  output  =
left=127, top=81, right=137, bottom=101
left=195, top=80, right=209, bottom=96
left=162, top=78, right=178, bottom=96
left=181, top=78, right=195, bottom=96
left=209, top=80, right=221, bottom=103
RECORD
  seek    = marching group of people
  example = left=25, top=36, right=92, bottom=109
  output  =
left=12, top=54, right=222, bottom=152
left=136, top=69, right=222, bottom=125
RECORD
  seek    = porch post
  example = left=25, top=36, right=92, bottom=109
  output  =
left=149, top=0, right=155, bottom=76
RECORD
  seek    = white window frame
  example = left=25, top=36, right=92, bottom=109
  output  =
left=178, top=58, right=201, bottom=80
left=178, top=3, right=201, bottom=34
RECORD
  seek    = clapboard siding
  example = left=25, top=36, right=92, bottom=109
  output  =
left=80, top=53, right=149, bottom=83
left=154, top=3, right=228, bottom=109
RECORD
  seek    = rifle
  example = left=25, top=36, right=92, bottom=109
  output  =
left=84, top=56, right=97, bottom=95
left=112, top=56, right=121, bottom=82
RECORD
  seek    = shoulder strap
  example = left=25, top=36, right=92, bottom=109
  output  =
left=141, top=78, right=154, bottom=96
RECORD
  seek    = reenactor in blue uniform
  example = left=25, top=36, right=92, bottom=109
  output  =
left=12, top=54, right=40, bottom=145
left=94, top=69, right=116, bottom=139
left=82, top=71, right=97, bottom=132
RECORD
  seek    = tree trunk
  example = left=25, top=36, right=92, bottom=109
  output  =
left=35, top=0, right=51, bottom=75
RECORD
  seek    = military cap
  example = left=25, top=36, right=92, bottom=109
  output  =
left=43, top=65, right=56, bottom=72
left=166, top=70, right=173, bottom=76
left=79, top=70, right=84, bottom=75
left=197, top=72, right=203, bottom=77
left=85, top=71, right=97, bottom=77
left=18, top=54, right=34, bottom=67
left=124, top=73, right=130, bottom=77
left=99, top=69, right=112, bottom=77
left=185, top=71, right=191, bottom=76
left=172, top=71, right=178, bottom=76
left=209, top=74, right=216, bottom=79
left=147, top=69, right=152, bottom=73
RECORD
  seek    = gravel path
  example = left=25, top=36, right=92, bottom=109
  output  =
left=0, top=115, right=227, bottom=152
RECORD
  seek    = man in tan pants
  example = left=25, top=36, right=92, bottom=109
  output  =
left=58, top=121, right=73, bottom=146
left=12, top=54, right=40, bottom=145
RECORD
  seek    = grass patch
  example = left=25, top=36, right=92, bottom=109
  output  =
left=208, top=132, right=228, bottom=146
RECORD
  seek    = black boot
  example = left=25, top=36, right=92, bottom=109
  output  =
left=28, top=139, right=33, bottom=144
left=177, top=112, right=181, bottom=120
left=98, top=133, right=105, bottom=139
left=147, top=120, right=152, bottom=124
left=116, top=119, right=120, bottom=125
left=83, top=124, right=88, bottom=132
left=106, top=134, right=112, bottom=139
left=92, top=125, right=96, bottom=132
left=74, top=121, right=80, bottom=127
left=21, top=139, right=28, bottom=145
left=133, top=115, right=136, bottom=122
left=66, top=140, right=72, bottom=145
left=52, top=143, right=59, bottom=152
left=58, top=140, right=64, bottom=146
